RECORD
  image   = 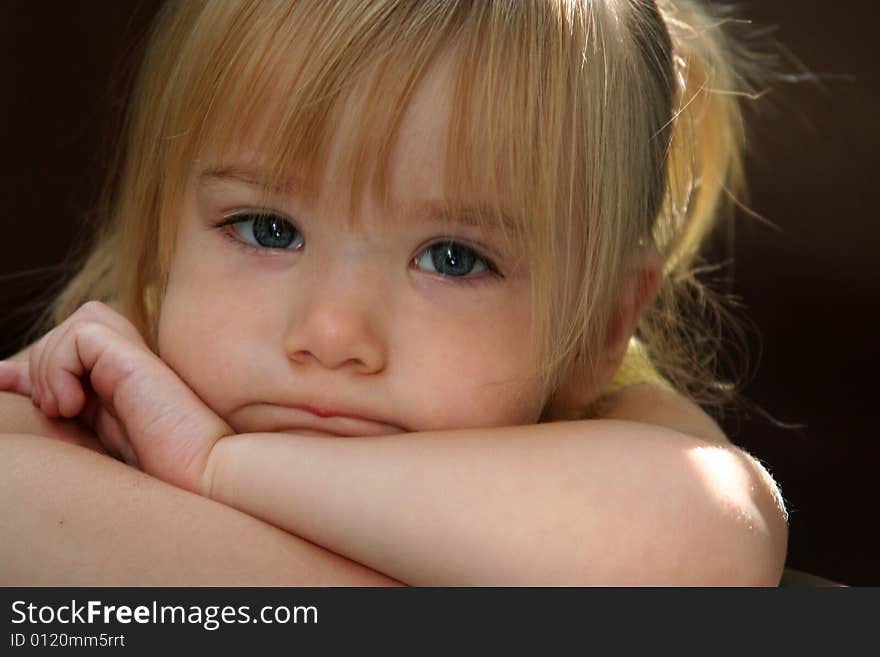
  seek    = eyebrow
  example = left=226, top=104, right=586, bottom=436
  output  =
left=402, top=200, right=519, bottom=233
left=198, top=164, right=518, bottom=232
left=197, top=164, right=307, bottom=195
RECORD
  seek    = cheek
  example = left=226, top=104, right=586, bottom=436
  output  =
left=156, top=259, right=278, bottom=411
left=401, top=298, right=544, bottom=429
left=157, top=287, right=228, bottom=406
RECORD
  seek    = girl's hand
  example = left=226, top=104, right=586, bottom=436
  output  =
left=0, top=301, right=231, bottom=492
left=0, top=388, right=109, bottom=455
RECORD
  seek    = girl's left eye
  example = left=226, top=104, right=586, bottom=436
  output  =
left=225, top=212, right=304, bottom=250
left=413, top=240, right=496, bottom=279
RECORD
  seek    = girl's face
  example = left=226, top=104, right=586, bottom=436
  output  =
left=157, top=58, right=546, bottom=437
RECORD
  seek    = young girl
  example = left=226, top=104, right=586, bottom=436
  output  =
left=0, top=0, right=787, bottom=585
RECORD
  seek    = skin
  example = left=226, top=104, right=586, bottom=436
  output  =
left=158, top=54, right=547, bottom=439
left=0, top=54, right=788, bottom=585
left=0, top=432, right=399, bottom=586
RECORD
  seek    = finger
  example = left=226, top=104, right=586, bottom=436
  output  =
left=37, top=321, right=74, bottom=416
left=37, top=322, right=76, bottom=418
left=35, top=302, right=142, bottom=415
left=28, top=333, right=49, bottom=408
left=30, top=302, right=149, bottom=416
left=46, top=317, right=133, bottom=420
left=0, top=360, right=33, bottom=396
left=73, top=321, right=155, bottom=413
left=49, top=368, right=87, bottom=418
left=78, top=301, right=147, bottom=345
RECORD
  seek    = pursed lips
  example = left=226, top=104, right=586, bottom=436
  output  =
left=227, top=403, right=407, bottom=437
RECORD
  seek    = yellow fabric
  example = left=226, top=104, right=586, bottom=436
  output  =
left=601, top=337, right=672, bottom=396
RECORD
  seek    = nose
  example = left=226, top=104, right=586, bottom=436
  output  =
left=283, top=266, right=388, bottom=375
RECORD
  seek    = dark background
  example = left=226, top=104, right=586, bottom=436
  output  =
left=1, top=1, right=877, bottom=585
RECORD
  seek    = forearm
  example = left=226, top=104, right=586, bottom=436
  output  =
left=204, top=421, right=787, bottom=586
left=0, top=434, right=399, bottom=586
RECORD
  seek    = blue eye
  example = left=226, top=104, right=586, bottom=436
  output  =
left=228, top=213, right=304, bottom=250
left=414, top=240, right=493, bottom=278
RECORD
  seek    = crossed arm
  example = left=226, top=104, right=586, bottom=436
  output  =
left=202, top=416, right=786, bottom=585
left=0, top=427, right=398, bottom=586
left=0, top=385, right=786, bottom=586
left=0, top=306, right=788, bottom=585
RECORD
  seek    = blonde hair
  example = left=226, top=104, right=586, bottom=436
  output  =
left=50, top=0, right=762, bottom=412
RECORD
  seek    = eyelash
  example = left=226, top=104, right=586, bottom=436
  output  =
left=214, top=210, right=503, bottom=283
left=411, top=240, right=502, bottom=285
left=215, top=210, right=304, bottom=254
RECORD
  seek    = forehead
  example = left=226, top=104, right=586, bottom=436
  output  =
left=196, top=50, right=520, bottom=240
left=382, top=54, right=455, bottom=198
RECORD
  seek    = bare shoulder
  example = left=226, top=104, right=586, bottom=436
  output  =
left=595, top=383, right=729, bottom=444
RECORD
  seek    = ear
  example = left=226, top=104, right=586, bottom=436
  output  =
left=543, top=247, right=663, bottom=420
left=601, top=246, right=664, bottom=381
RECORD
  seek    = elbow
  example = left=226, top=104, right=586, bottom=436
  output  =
left=689, top=444, right=789, bottom=586
left=735, top=457, right=789, bottom=586
left=717, top=500, right=788, bottom=587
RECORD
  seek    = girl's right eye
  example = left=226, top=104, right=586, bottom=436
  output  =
left=223, top=212, right=304, bottom=250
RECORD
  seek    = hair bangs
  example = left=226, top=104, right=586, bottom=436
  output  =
left=172, top=1, right=475, bottom=228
